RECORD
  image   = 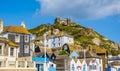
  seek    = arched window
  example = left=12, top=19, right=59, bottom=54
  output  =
left=62, top=44, right=70, bottom=53
left=35, top=46, right=40, bottom=52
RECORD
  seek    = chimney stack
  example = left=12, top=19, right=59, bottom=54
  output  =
left=0, top=19, right=3, bottom=33
left=21, top=21, right=26, bottom=28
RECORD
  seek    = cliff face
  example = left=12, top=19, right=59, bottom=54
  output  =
left=29, top=17, right=120, bottom=55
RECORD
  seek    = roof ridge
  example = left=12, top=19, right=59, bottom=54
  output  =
left=3, top=26, right=30, bottom=34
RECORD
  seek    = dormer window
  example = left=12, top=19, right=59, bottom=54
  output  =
left=15, top=34, right=20, bottom=42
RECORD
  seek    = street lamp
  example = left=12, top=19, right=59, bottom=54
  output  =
left=44, top=32, right=48, bottom=71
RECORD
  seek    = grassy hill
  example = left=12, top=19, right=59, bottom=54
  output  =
left=29, top=17, right=120, bottom=55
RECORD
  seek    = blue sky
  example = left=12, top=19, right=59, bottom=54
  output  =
left=0, top=0, right=120, bottom=44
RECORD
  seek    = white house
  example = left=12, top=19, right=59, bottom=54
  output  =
left=88, top=58, right=103, bottom=71
left=69, top=50, right=103, bottom=71
left=36, top=31, right=74, bottom=48
left=107, top=55, right=120, bottom=71
left=70, top=58, right=103, bottom=71
left=0, top=37, right=36, bottom=70
left=75, top=59, right=82, bottom=71
left=0, top=37, right=18, bottom=68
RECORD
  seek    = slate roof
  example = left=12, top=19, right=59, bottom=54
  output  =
left=3, top=26, right=30, bottom=34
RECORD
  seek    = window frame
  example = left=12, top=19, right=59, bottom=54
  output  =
left=10, top=48, right=14, bottom=56
left=24, top=35, right=29, bottom=43
left=0, top=45, right=2, bottom=55
left=24, top=45, right=29, bottom=53
left=39, top=64, right=44, bottom=71
left=15, top=34, right=20, bottom=42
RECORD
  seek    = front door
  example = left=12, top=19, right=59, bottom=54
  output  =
left=36, top=64, right=44, bottom=71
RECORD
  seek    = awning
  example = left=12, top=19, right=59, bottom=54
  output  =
left=32, top=57, right=49, bottom=62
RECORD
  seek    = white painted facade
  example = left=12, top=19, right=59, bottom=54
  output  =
left=0, top=43, right=18, bottom=68
left=0, top=43, right=36, bottom=69
left=75, top=60, right=82, bottom=71
left=88, top=58, right=103, bottom=71
left=70, top=58, right=103, bottom=71
left=39, top=34, right=74, bottom=48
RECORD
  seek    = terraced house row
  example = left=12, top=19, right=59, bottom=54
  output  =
left=0, top=19, right=107, bottom=71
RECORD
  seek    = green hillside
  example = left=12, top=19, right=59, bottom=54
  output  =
left=29, top=17, right=120, bottom=55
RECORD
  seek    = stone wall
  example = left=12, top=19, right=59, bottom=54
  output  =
left=17, top=56, right=32, bottom=61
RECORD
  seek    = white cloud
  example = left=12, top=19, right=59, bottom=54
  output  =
left=36, top=0, right=120, bottom=20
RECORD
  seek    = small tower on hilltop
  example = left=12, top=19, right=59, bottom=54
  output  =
left=54, top=17, right=72, bottom=26
left=0, top=19, right=3, bottom=33
left=21, top=21, right=26, bottom=28
left=54, top=17, right=61, bottom=23
left=66, top=18, right=71, bottom=26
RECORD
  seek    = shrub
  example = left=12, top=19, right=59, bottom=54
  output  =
left=58, top=50, right=69, bottom=56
